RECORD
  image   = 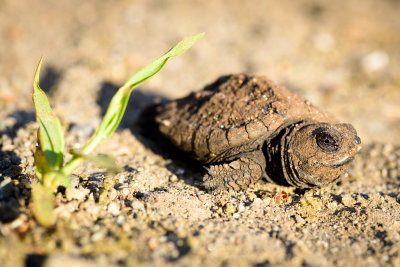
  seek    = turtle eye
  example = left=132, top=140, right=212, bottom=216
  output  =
left=314, top=128, right=340, bottom=152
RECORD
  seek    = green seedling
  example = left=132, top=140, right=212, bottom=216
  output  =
left=32, top=33, right=204, bottom=226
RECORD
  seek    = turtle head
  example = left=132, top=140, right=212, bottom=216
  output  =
left=263, top=121, right=361, bottom=187
left=282, top=122, right=361, bottom=187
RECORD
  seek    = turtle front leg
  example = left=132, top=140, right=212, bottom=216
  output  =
left=203, top=150, right=266, bottom=191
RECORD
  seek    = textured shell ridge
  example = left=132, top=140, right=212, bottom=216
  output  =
left=155, top=73, right=333, bottom=161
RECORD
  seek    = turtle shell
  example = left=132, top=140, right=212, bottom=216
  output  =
left=155, top=73, right=333, bottom=163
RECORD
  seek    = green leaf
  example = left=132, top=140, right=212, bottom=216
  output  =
left=123, top=33, right=204, bottom=89
left=43, top=171, right=71, bottom=189
left=33, top=146, right=50, bottom=182
left=33, top=58, right=65, bottom=169
left=70, top=151, right=119, bottom=172
left=60, top=33, right=203, bottom=176
left=32, top=183, right=55, bottom=227
left=52, top=172, right=71, bottom=188
left=89, top=33, right=203, bottom=146
left=34, top=147, right=71, bottom=189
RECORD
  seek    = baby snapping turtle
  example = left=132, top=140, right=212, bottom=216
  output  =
left=155, top=74, right=361, bottom=191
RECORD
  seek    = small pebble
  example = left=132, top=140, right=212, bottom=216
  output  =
left=107, top=202, right=120, bottom=216
left=65, top=187, right=90, bottom=201
left=0, top=178, right=14, bottom=200
left=362, top=50, right=389, bottom=73
left=70, top=175, right=80, bottom=188
left=238, top=203, right=245, bottom=212
left=251, top=198, right=263, bottom=207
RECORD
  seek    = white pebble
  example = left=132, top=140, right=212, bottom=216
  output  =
left=362, top=50, right=389, bottom=73
left=238, top=203, right=245, bottom=212
left=107, top=202, right=120, bottom=216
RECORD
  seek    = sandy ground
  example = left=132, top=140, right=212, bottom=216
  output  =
left=0, top=0, right=400, bottom=266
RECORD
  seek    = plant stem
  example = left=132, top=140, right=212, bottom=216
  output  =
left=59, top=33, right=203, bottom=177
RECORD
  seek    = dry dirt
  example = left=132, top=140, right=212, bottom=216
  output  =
left=1, top=0, right=400, bottom=266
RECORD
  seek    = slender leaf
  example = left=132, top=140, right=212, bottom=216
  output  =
left=123, top=33, right=204, bottom=89
left=43, top=171, right=71, bottom=189
left=70, top=151, right=119, bottom=172
left=61, top=33, right=203, bottom=176
left=90, top=33, right=204, bottom=145
left=33, top=146, right=50, bottom=182
left=32, top=183, right=55, bottom=227
left=52, top=172, right=71, bottom=188
left=33, top=58, right=65, bottom=169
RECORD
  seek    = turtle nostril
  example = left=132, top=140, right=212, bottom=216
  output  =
left=354, top=136, right=361, bottom=145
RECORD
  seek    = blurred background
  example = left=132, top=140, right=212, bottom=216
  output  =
left=0, top=0, right=399, bottom=145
